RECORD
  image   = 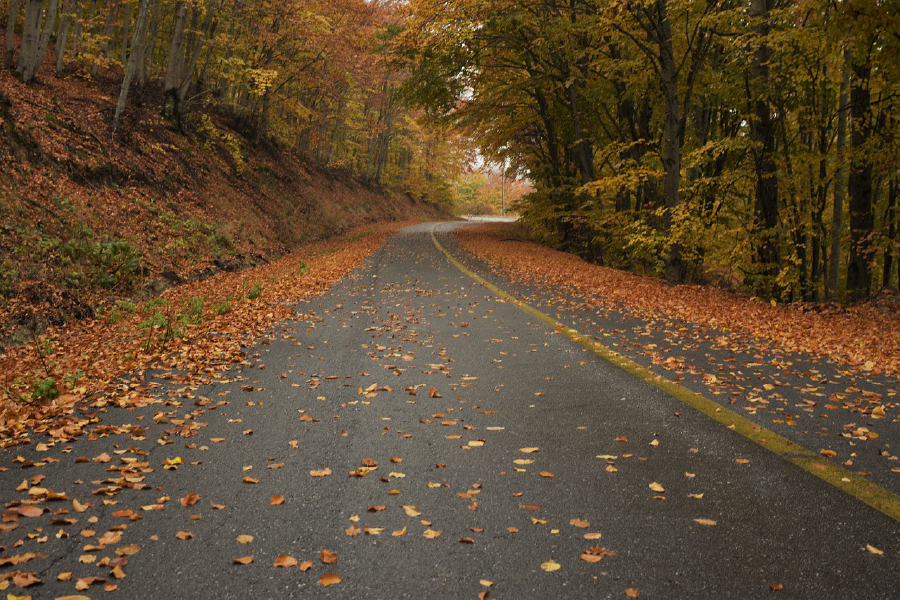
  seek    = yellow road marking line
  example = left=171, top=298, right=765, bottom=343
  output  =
left=431, top=224, right=900, bottom=522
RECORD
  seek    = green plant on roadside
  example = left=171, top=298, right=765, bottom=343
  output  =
left=247, top=283, right=262, bottom=300
left=64, top=369, right=85, bottom=385
left=179, top=296, right=205, bottom=326
left=212, top=298, right=233, bottom=315
left=296, top=261, right=309, bottom=275
left=32, top=378, right=60, bottom=402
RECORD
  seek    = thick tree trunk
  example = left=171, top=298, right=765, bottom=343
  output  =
left=17, top=0, right=60, bottom=83
left=5, top=0, right=21, bottom=69
left=846, top=58, right=873, bottom=302
left=113, top=0, right=151, bottom=131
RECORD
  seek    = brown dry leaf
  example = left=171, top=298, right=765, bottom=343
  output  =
left=310, top=468, right=332, bottom=477
left=318, top=573, right=342, bottom=586
left=570, top=518, right=590, bottom=528
left=624, top=588, right=640, bottom=598
left=93, top=452, right=112, bottom=463
left=390, top=457, right=403, bottom=463
left=12, top=571, right=41, bottom=587
left=320, top=549, right=337, bottom=564
left=368, top=505, right=386, bottom=512
left=507, top=527, right=518, bottom=533
left=736, top=458, right=751, bottom=465
left=270, top=495, right=285, bottom=506
left=539, top=471, right=555, bottom=478
left=98, top=531, right=123, bottom=545
left=584, top=532, right=602, bottom=540
left=519, top=447, right=540, bottom=453
left=175, top=531, right=194, bottom=540
left=402, top=505, right=422, bottom=517
left=75, top=576, right=105, bottom=590
left=210, top=502, right=226, bottom=510
left=111, top=566, right=126, bottom=579
left=299, top=560, right=313, bottom=572
left=237, top=535, right=254, bottom=544
left=115, top=544, right=141, bottom=556
left=519, top=504, right=542, bottom=510
left=694, top=519, right=717, bottom=526
left=14, top=506, right=43, bottom=518
left=58, top=572, right=73, bottom=581
left=274, top=554, right=299, bottom=568
left=428, top=387, right=442, bottom=398
left=769, top=583, right=784, bottom=591
left=423, top=529, right=442, bottom=539
left=345, top=525, right=362, bottom=536
left=73, top=499, right=90, bottom=513
left=459, top=537, right=475, bottom=544
left=234, top=556, right=254, bottom=565
left=648, top=482, right=665, bottom=493
left=268, top=463, right=285, bottom=470
left=180, top=493, right=200, bottom=507
left=289, top=440, right=300, bottom=449
left=392, top=526, right=407, bottom=537
left=243, top=477, right=259, bottom=484
left=580, top=553, right=604, bottom=563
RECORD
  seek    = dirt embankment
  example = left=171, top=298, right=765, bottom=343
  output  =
left=0, top=65, right=448, bottom=349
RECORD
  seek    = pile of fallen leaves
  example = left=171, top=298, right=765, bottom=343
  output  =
left=0, top=222, right=405, bottom=440
left=455, top=223, right=900, bottom=378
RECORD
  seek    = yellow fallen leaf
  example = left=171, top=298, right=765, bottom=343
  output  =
left=233, top=556, right=254, bottom=565
left=520, top=447, right=540, bottom=453
left=480, top=579, right=494, bottom=587
left=694, top=518, right=717, bottom=526
left=423, top=529, right=441, bottom=539
left=237, top=535, right=254, bottom=544
left=310, top=468, right=332, bottom=477
left=649, top=482, right=665, bottom=493
left=569, top=518, right=590, bottom=528
left=318, top=573, right=341, bottom=586
left=584, top=532, right=602, bottom=540
left=392, top=526, right=407, bottom=537
left=274, top=554, right=298, bottom=567
left=388, top=472, right=406, bottom=478
left=540, top=559, right=561, bottom=572
left=402, top=505, right=422, bottom=517
left=364, top=527, right=384, bottom=535
left=866, top=544, right=883, bottom=555
left=514, top=459, right=534, bottom=465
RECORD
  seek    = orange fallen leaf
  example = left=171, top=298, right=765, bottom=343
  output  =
left=181, top=493, right=200, bottom=507
left=428, top=387, right=442, bottom=398
left=866, top=544, right=883, bottom=555
left=271, top=494, right=285, bottom=505
left=624, top=588, right=640, bottom=598
left=320, top=549, right=337, bottom=564
left=423, top=529, right=442, bottom=539
left=110, top=566, right=126, bottom=579
left=175, top=531, right=193, bottom=540
left=274, top=554, right=298, bottom=567
left=115, top=544, right=141, bottom=556
left=234, top=556, right=254, bottom=565
left=769, top=583, right=784, bottom=591
left=237, top=535, right=254, bottom=544
left=243, top=477, right=259, bottom=484
left=519, top=447, right=540, bottom=453
left=310, top=468, right=332, bottom=477
left=319, top=572, right=342, bottom=586
left=694, top=519, right=717, bottom=526
left=584, top=532, right=602, bottom=540
left=75, top=576, right=105, bottom=590
left=392, top=525, right=408, bottom=537
left=345, top=525, right=362, bottom=536
left=539, top=471, right=555, bottom=478
left=299, top=559, right=313, bottom=571
left=12, top=571, right=41, bottom=587
left=459, top=537, right=475, bottom=544
left=648, top=482, right=665, bottom=493
left=540, top=559, right=560, bottom=572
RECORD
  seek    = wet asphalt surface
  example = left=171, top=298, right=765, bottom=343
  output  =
left=0, top=221, right=897, bottom=599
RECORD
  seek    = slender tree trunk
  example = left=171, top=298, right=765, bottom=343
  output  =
left=119, top=0, right=131, bottom=66
left=884, top=179, right=897, bottom=289
left=71, top=0, right=84, bottom=56
left=137, top=0, right=158, bottom=87
left=177, top=2, right=218, bottom=108
left=113, top=0, right=151, bottom=131
left=657, top=2, right=685, bottom=284
left=6, top=0, right=21, bottom=69
left=828, top=50, right=850, bottom=301
left=846, top=57, right=873, bottom=302
left=92, top=0, right=120, bottom=77
left=162, top=0, right=188, bottom=119
left=748, top=0, right=780, bottom=296
left=56, top=0, right=77, bottom=74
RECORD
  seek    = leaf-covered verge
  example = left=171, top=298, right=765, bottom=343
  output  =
left=0, top=61, right=448, bottom=348
left=0, top=221, right=406, bottom=441
left=455, top=223, right=900, bottom=378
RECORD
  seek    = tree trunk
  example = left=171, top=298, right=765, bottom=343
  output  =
left=748, top=0, right=779, bottom=296
left=657, top=0, right=685, bottom=284
left=6, top=0, right=21, bottom=69
left=177, top=2, right=218, bottom=108
left=113, top=0, right=151, bottom=131
left=162, top=0, right=188, bottom=119
left=137, top=0, right=159, bottom=87
left=884, top=179, right=897, bottom=289
left=55, top=0, right=77, bottom=74
left=91, top=0, right=120, bottom=77
left=828, top=49, right=850, bottom=301
left=846, top=57, right=873, bottom=302
left=119, top=0, right=131, bottom=66
left=17, top=0, right=60, bottom=83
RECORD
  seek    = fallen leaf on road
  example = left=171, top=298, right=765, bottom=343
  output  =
left=271, top=494, right=285, bottom=505
left=175, top=531, right=193, bottom=540
left=310, top=468, right=332, bottom=477
left=111, top=566, right=126, bottom=579
left=234, top=556, right=254, bottom=565
left=402, top=505, right=421, bottom=517
left=769, top=583, right=783, bottom=591
left=243, top=477, right=259, bottom=484
left=181, top=493, right=200, bottom=507
left=319, top=573, right=341, bottom=586
left=12, top=571, right=41, bottom=587
left=320, top=549, right=337, bottom=564
left=345, top=525, right=362, bottom=536
left=364, top=527, right=384, bottom=535
left=429, top=387, right=442, bottom=398
left=694, top=519, right=717, bottom=526
left=866, top=544, right=883, bottom=555
left=519, top=447, right=540, bottom=453
left=584, top=532, right=602, bottom=540
left=539, top=471, right=555, bottom=478
left=540, top=559, right=560, bottom=572
left=299, top=560, right=313, bottom=571
left=75, top=576, right=104, bottom=590
left=274, top=554, right=298, bottom=567
left=423, top=529, right=441, bottom=539
left=116, top=544, right=141, bottom=556
left=649, top=482, right=665, bottom=493
left=237, top=535, right=254, bottom=544
left=392, top=525, right=407, bottom=537
left=459, top=537, right=475, bottom=544
left=624, top=588, right=640, bottom=598
left=570, top=518, right=590, bottom=528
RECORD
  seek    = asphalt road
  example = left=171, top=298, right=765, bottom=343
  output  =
left=1, top=221, right=897, bottom=599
